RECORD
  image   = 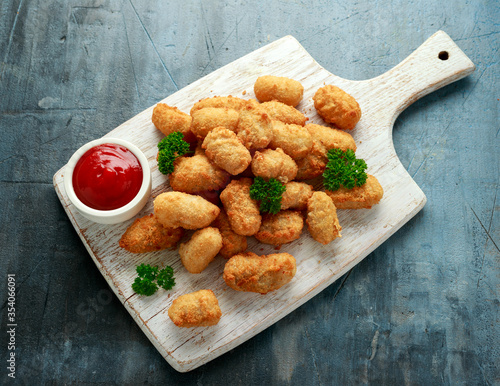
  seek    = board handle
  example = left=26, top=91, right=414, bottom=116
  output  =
left=364, top=31, right=475, bottom=122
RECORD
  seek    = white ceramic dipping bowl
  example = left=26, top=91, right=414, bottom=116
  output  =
left=63, top=137, right=152, bottom=224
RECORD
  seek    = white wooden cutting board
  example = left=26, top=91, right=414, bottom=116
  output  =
left=53, top=31, right=474, bottom=372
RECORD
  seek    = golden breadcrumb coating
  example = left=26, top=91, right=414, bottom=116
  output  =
left=325, top=174, right=383, bottom=209
left=153, top=192, right=220, bottom=230
left=260, top=101, right=307, bottom=126
left=280, top=182, right=314, bottom=210
left=295, top=124, right=357, bottom=180
left=190, top=107, right=239, bottom=139
left=212, top=209, right=248, bottom=259
left=255, top=210, right=304, bottom=245
left=168, top=290, right=222, bottom=327
left=236, top=103, right=273, bottom=150
left=118, top=214, right=183, bottom=253
left=152, top=103, right=195, bottom=143
left=251, top=148, right=298, bottom=184
left=313, top=85, right=361, bottom=131
left=269, top=120, right=313, bottom=160
left=169, top=154, right=230, bottom=193
left=220, top=178, right=262, bottom=236
left=295, top=141, right=328, bottom=181
left=179, top=227, right=222, bottom=274
left=306, top=123, right=357, bottom=152
left=190, top=96, right=259, bottom=115
left=202, top=127, right=252, bottom=175
left=254, top=75, right=304, bottom=107
left=223, top=252, right=296, bottom=294
left=306, top=192, right=342, bottom=245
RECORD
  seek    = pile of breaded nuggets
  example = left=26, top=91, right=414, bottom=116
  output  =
left=119, top=76, right=384, bottom=328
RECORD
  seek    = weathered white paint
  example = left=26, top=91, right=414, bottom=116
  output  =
left=53, top=31, right=474, bottom=372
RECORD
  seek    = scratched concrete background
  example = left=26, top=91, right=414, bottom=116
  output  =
left=0, top=0, right=498, bottom=384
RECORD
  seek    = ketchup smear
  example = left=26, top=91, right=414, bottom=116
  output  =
left=72, top=143, right=143, bottom=210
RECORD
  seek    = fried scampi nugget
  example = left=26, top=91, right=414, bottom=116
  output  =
left=190, top=107, right=239, bottom=139
left=220, top=178, right=261, bottom=236
left=313, top=85, right=361, bottom=131
left=212, top=209, right=248, bottom=259
left=190, top=96, right=258, bottom=115
left=306, top=192, right=342, bottom=245
left=254, top=75, right=304, bottom=107
left=223, top=252, right=296, bottom=294
left=280, top=182, right=314, bottom=210
left=119, top=214, right=184, bottom=253
left=168, top=290, right=222, bottom=327
left=154, top=192, right=220, bottom=230
left=169, top=154, right=230, bottom=193
left=260, top=101, right=307, bottom=126
left=152, top=103, right=196, bottom=143
left=306, top=123, right=357, bottom=152
left=295, top=124, right=357, bottom=180
left=295, top=141, right=328, bottom=181
left=251, top=148, right=298, bottom=184
left=269, top=120, right=313, bottom=160
left=202, top=127, right=252, bottom=175
left=236, top=104, right=273, bottom=150
left=325, top=174, right=383, bottom=209
left=255, top=211, right=304, bottom=245
left=179, top=227, right=222, bottom=273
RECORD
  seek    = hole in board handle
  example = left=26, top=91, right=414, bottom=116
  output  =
left=438, top=51, right=449, bottom=60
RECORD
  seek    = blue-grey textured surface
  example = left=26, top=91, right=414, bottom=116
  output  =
left=0, top=0, right=498, bottom=384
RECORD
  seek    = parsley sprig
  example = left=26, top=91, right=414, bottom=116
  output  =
left=323, top=149, right=368, bottom=191
left=132, top=264, right=175, bottom=296
left=157, top=132, right=190, bottom=175
left=250, top=177, right=286, bottom=214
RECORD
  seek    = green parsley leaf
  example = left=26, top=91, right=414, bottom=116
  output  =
left=157, top=132, right=190, bottom=175
left=132, top=277, right=158, bottom=297
left=156, top=266, right=175, bottom=291
left=136, top=263, right=158, bottom=281
left=323, top=149, right=368, bottom=192
left=250, top=177, right=286, bottom=214
left=131, top=264, right=175, bottom=296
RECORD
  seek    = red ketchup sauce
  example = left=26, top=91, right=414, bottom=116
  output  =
left=72, top=143, right=143, bottom=210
